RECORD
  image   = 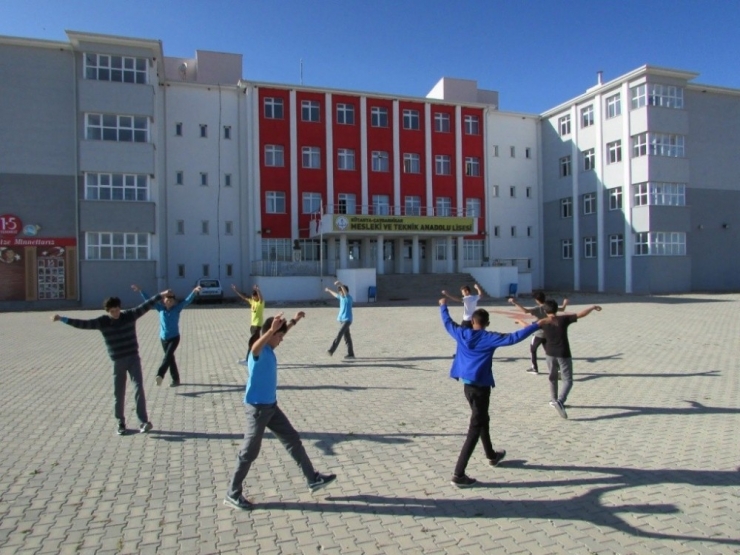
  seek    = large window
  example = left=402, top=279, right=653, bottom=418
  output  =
left=607, top=140, right=622, bottom=164
left=561, top=239, right=573, bottom=259
left=559, top=155, right=571, bottom=177
left=558, top=114, right=571, bottom=136
left=610, top=234, right=624, bottom=257
left=302, top=100, right=320, bottom=122
left=261, top=238, right=292, bottom=261
left=581, top=105, right=594, bottom=128
left=404, top=195, right=421, bottom=216
left=634, top=182, right=686, bottom=206
left=85, top=114, right=148, bottom=142
left=264, top=145, right=284, bottom=167
left=609, top=188, right=623, bottom=210
left=403, top=109, right=420, bottom=130
left=435, top=155, right=451, bottom=175
left=649, top=133, right=685, bottom=157
left=434, top=113, right=450, bottom=132
left=85, top=173, right=148, bottom=201
left=371, top=106, right=388, bottom=127
left=583, top=193, right=596, bottom=215
left=86, top=232, right=149, bottom=260
left=606, top=93, right=621, bottom=118
left=403, top=153, right=420, bottom=174
left=264, top=97, right=284, bottom=119
left=436, top=197, right=452, bottom=216
left=635, top=232, right=686, bottom=256
left=465, top=157, right=480, bottom=177
left=266, top=191, right=286, bottom=213
left=583, top=237, right=597, bottom=259
left=632, top=133, right=648, bottom=158
left=84, top=53, right=147, bottom=84
left=337, top=193, right=356, bottom=215
left=560, top=198, right=572, bottom=218
left=372, top=195, right=390, bottom=215
left=302, top=146, right=321, bottom=169
left=465, top=198, right=481, bottom=217
left=337, top=103, right=355, bottom=125
left=337, top=148, right=356, bottom=171
left=464, top=115, right=480, bottom=135
left=302, top=192, right=322, bottom=214
left=631, top=83, right=684, bottom=109
left=372, top=151, right=389, bottom=172
left=583, top=148, right=595, bottom=171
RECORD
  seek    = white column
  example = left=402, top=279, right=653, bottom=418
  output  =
left=455, top=105, right=463, bottom=215
left=620, top=82, right=632, bottom=294
left=327, top=238, right=337, bottom=275
left=412, top=235, right=420, bottom=274
left=395, top=237, right=404, bottom=273
left=339, top=234, right=348, bottom=269
left=456, top=236, right=464, bottom=272
left=376, top=235, right=385, bottom=275
left=289, top=90, right=299, bottom=240
left=446, top=236, right=454, bottom=273
left=425, top=103, right=433, bottom=215
left=362, top=237, right=372, bottom=268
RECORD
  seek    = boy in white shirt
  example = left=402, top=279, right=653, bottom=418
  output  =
left=442, top=284, right=484, bottom=328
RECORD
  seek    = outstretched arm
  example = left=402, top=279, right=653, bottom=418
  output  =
left=286, top=311, right=305, bottom=332
left=560, top=298, right=569, bottom=311
left=441, top=290, right=462, bottom=303
left=51, top=313, right=104, bottom=330
left=325, top=287, right=339, bottom=298
left=576, top=305, right=602, bottom=319
left=182, top=286, right=202, bottom=307
left=507, top=297, right=535, bottom=315
left=253, top=285, right=263, bottom=302
left=474, top=284, right=484, bottom=298
left=127, top=290, right=169, bottom=319
left=231, top=284, right=250, bottom=302
left=251, top=313, right=284, bottom=357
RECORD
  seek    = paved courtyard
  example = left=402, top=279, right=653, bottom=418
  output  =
left=1, top=293, right=739, bottom=555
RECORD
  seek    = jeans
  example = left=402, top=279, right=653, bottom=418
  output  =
left=546, top=356, right=574, bottom=403
left=157, top=335, right=181, bottom=383
left=454, top=384, right=497, bottom=477
left=530, top=335, right=546, bottom=371
left=112, top=354, right=148, bottom=426
left=227, top=403, right=316, bottom=498
left=328, top=321, right=354, bottom=356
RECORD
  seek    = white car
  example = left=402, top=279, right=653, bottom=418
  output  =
left=195, top=278, right=223, bottom=303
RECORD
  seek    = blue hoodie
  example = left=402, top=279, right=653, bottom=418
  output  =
left=441, top=305, right=539, bottom=387
left=140, top=289, right=198, bottom=340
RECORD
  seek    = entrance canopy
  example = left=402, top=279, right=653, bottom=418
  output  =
left=309, top=214, right=478, bottom=238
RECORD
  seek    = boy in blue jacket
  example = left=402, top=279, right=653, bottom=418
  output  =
left=439, top=297, right=540, bottom=487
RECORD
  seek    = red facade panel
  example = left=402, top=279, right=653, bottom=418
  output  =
left=398, top=100, right=426, bottom=213
left=330, top=94, right=362, bottom=221
left=461, top=107, right=485, bottom=237
left=296, top=91, right=327, bottom=237
left=429, top=103, right=457, bottom=215
left=366, top=98, right=394, bottom=209
left=259, top=88, right=291, bottom=238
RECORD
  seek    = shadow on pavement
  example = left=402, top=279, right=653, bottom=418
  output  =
left=568, top=399, right=740, bottom=422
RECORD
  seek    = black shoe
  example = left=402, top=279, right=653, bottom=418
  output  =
left=327, top=350, right=334, bottom=357
left=140, top=422, right=153, bottom=433
left=223, top=494, right=253, bottom=511
left=526, top=367, right=539, bottom=374
left=308, top=472, right=337, bottom=492
left=117, top=423, right=127, bottom=436
left=344, top=355, right=355, bottom=360
left=450, top=474, right=477, bottom=488
left=170, top=381, right=180, bottom=387
left=488, top=450, right=507, bottom=466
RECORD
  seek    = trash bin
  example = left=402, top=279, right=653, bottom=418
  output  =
left=508, top=283, right=518, bottom=297
left=368, top=286, right=377, bottom=302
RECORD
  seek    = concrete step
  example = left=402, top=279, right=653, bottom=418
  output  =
left=375, top=273, right=487, bottom=301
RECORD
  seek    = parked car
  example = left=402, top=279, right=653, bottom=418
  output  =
left=195, top=278, right=223, bottom=303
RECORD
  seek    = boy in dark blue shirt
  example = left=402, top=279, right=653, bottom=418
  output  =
left=440, top=297, right=540, bottom=487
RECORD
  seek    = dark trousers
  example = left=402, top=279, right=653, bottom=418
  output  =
left=547, top=356, right=574, bottom=403
left=157, top=335, right=181, bottom=383
left=328, top=321, right=354, bottom=356
left=227, top=403, right=316, bottom=498
left=112, top=355, right=148, bottom=426
left=454, top=384, right=497, bottom=477
left=530, top=335, right=546, bottom=371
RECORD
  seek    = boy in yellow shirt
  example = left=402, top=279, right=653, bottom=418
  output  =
left=232, top=284, right=265, bottom=334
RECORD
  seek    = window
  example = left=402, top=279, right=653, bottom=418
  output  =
left=200, top=124, right=208, bottom=138
left=264, top=97, right=284, bottom=119
left=85, top=173, right=148, bottom=201
left=434, top=113, right=450, bottom=132
left=226, top=264, right=233, bottom=277
left=581, top=105, right=594, bottom=128
left=265, top=145, right=285, bottom=167
left=86, top=232, right=149, bottom=260
left=526, top=187, right=532, bottom=198
left=202, top=264, right=210, bottom=277
left=302, top=100, right=320, bottom=122
left=632, top=133, right=647, bottom=158
left=337, top=149, right=356, bottom=171
left=337, top=193, right=356, bottom=215
left=492, top=185, right=499, bottom=197
left=583, top=148, right=595, bottom=171
left=177, top=264, right=185, bottom=278
left=436, top=197, right=452, bottom=216
left=372, top=195, right=390, bottom=215
left=302, top=192, right=322, bottom=214
left=200, top=172, right=208, bottom=186
left=435, top=155, right=451, bottom=175
left=559, top=155, right=571, bottom=177
left=175, top=171, right=184, bottom=185
left=493, top=145, right=499, bottom=157
left=606, top=93, right=621, bottom=118
left=635, top=232, right=686, bottom=256
left=465, top=157, right=480, bottom=177
left=493, top=226, right=500, bottom=237
left=403, top=153, right=420, bottom=174
left=85, top=114, right=148, bottom=143
left=225, top=221, right=233, bottom=235
left=176, top=220, right=184, bottom=235
left=631, top=84, right=646, bottom=109
left=371, top=106, right=388, bottom=127
left=511, top=226, right=517, bottom=237
left=510, top=186, right=516, bottom=198
left=607, top=140, right=622, bottom=164
left=633, top=182, right=686, bottom=206
left=224, top=174, right=232, bottom=188
left=405, top=196, right=421, bottom=216
left=337, top=103, right=355, bottom=125
left=610, top=234, right=624, bottom=257
left=175, top=122, right=183, bottom=136
left=261, top=238, right=293, bottom=261
left=84, top=53, right=147, bottom=84
left=403, top=109, right=419, bottom=130
left=583, top=193, right=596, bottom=215
left=609, top=188, right=623, bottom=210
left=649, top=133, right=685, bottom=157
left=560, top=198, right=572, bottom=218
left=223, top=126, right=231, bottom=139
left=525, top=147, right=531, bottom=159
left=584, top=237, right=597, bottom=258
left=201, top=221, right=209, bottom=235
left=464, top=115, right=479, bottom=135
left=266, top=191, right=286, bottom=214
left=302, top=146, right=321, bottom=169
left=632, top=83, right=684, bottom=109
left=372, top=151, right=389, bottom=172
left=466, top=198, right=481, bottom=217
left=562, top=239, right=573, bottom=259
left=510, top=146, right=516, bottom=158
left=558, top=115, right=571, bottom=136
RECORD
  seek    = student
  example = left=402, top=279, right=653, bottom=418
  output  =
left=131, top=284, right=201, bottom=387
left=537, top=300, right=602, bottom=419
left=51, top=290, right=171, bottom=435
left=508, top=292, right=568, bottom=374
left=439, top=297, right=540, bottom=488
left=441, top=284, right=484, bottom=328
left=224, top=311, right=336, bottom=510
left=232, top=284, right=265, bottom=335
left=325, top=281, right=355, bottom=359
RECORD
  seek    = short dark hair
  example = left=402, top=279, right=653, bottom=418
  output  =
left=103, top=297, right=122, bottom=311
left=461, top=285, right=471, bottom=294
left=543, top=299, right=558, bottom=315
left=247, top=316, right=289, bottom=353
left=534, top=291, right=546, bottom=303
left=471, top=308, right=490, bottom=328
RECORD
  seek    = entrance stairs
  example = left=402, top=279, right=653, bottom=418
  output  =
left=374, top=273, right=486, bottom=303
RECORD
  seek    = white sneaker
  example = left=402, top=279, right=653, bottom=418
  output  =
left=155, top=376, right=163, bottom=386
left=549, top=400, right=568, bottom=419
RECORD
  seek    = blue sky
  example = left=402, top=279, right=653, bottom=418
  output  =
left=1, top=0, right=739, bottom=113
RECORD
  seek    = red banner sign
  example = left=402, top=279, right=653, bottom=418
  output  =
left=0, top=214, right=22, bottom=236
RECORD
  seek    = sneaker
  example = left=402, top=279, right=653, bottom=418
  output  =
left=550, top=400, right=568, bottom=419
left=450, top=474, right=477, bottom=488
left=488, top=450, right=507, bottom=467
left=526, top=367, right=539, bottom=374
left=140, top=421, right=153, bottom=433
left=155, top=376, right=163, bottom=386
left=223, top=494, right=253, bottom=511
left=308, top=472, right=337, bottom=492
left=237, top=359, right=247, bottom=366
left=344, top=355, right=355, bottom=360
left=169, top=381, right=180, bottom=388
left=117, top=423, right=127, bottom=436
left=327, top=350, right=334, bottom=357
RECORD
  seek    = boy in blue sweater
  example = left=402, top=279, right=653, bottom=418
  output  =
left=440, top=297, right=540, bottom=487
left=131, top=284, right=201, bottom=387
